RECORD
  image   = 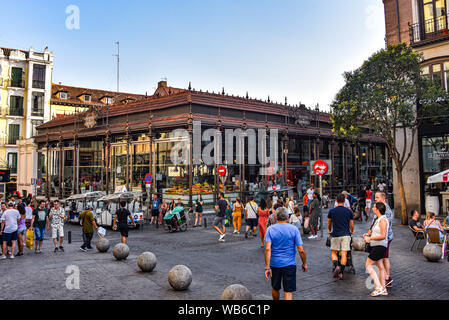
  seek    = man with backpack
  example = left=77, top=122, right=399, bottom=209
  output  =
left=213, top=193, right=229, bottom=242
left=245, top=196, right=259, bottom=239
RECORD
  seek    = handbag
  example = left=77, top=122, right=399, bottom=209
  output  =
left=364, top=242, right=372, bottom=253
left=326, top=235, right=332, bottom=247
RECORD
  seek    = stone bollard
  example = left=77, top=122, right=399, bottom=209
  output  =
left=96, top=238, right=110, bottom=252
left=221, top=284, right=253, bottom=300
left=113, top=243, right=130, bottom=260
left=168, top=265, right=192, bottom=291
left=351, top=236, right=365, bottom=251
left=137, top=252, right=157, bottom=272
left=423, top=243, right=442, bottom=262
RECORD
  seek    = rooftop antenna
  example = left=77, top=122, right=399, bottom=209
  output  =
left=113, top=41, right=120, bottom=92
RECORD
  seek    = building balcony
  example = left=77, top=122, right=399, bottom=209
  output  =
left=6, top=79, right=26, bottom=88
left=32, top=80, right=45, bottom=89
left=6, top=107, right=24, bottom=117
left=7, top=135, right=23, bottom=145
left=31, top=108, right=44, bottom=117
left=409, top=16, right=449, bottom=47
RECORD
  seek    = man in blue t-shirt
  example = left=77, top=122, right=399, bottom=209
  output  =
left=150, top=194, right=160, bottom=225
left=328, top=193, right=354, bottom=280
left=265, top=207, right=308, bottom=300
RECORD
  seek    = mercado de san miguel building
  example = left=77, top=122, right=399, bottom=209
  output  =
left=34, top=80, right=392, bottom=206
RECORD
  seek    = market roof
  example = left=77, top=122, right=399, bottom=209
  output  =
left=39, top=81, right=329, bottom=129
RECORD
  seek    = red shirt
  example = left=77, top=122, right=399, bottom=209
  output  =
left=366, top=190, right=372, bottom=199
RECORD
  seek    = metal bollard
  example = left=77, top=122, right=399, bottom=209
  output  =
left=68, top=231, right=72, bottom=244
left=204, top=218, right=207, bottom=228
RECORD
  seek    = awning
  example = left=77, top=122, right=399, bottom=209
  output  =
left=427, top=169, right=449, bottom=184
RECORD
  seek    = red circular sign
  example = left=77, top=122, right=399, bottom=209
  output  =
left=272, top=184, right=277, bottom=190
left=313, top=160, right=328, bottom=176
left=218, top=165, right=226, bottom=177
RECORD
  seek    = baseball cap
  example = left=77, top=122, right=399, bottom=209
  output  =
left=7, top=201, right=15, bottom=207
left=342, top=191, right=348, bottom=195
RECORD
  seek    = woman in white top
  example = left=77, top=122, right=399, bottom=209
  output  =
left=363, top=202, right=389, bottom=297
left=286, top=197, right=295, bottom=215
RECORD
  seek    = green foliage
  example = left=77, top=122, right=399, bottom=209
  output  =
left=331, top=43, right=449, bottom=147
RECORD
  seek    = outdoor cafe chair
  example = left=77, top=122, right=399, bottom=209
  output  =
left=409, top=225, right=425, bottom=251
left=425, top=227, right=447, bottom=260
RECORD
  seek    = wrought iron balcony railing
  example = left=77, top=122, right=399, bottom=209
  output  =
left=6, top=135, right=24, bottom=145
left=7, top=107, right=24, bottom=117
left=7, top=79, right=26, bottom=88
left=32, top=80, right=45, bottom=89
left=31, top=108, right=44, bottom=117
left=409, top=16, right=449, bottom=46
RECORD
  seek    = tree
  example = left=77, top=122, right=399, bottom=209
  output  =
left=331, top=43, right=449, bottom=225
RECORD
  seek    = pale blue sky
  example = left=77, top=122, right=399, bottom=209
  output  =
left=1, top=0, right=385, bottom=110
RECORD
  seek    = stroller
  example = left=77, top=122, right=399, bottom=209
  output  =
left=336, top=237, right=356, bottom=275
left=163, top=206, right=188, bottom=232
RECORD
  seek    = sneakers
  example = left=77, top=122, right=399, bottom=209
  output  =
left=16, top=253, right=23, bottom=257
left=245, top=231, right=248, bottom=239
left=86, top=247, right=93, bottom=251
left=233, top=230, right=238, bottom=234
left=9, top=255, right=14, bottom=259
left=34, top=248, right=38, bottom=254
left=380, top=288, right=388, bottom=296
left=308, top=235, right=315, bottom=239
left=59, top=246, right=64, bottom=252
left=79, top=247, right=87, bottom=252
left=0, top=255, right=6, bottom=260
left=218, top=234, right=226, bottom=241
left=386, top=277, right=393, bottom=288
left=54, top=247, right=59, bottom=253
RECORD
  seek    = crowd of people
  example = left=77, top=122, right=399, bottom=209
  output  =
left=2, top=181, right=447, bottom=301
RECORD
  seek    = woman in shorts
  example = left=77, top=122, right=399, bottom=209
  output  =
left=16, top=203, right=27, bottom=256
left=363, top=202, right=389, bottom=297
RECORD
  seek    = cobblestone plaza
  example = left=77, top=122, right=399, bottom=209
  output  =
left=0, top=211, right=447, bottom=300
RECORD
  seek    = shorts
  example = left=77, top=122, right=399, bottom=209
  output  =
left=383, top=240, right=392, bottom=258
left=2, top=231, right=18, bottom=243
left=34, top=227, right=46, bottom=241
left=17, top=228, right=26, bottom=236
left=52, top=224, right=64, bottom=239
left=368, top=245, right=387, bottom=261
left=118, top=225, right=129, bottom=238
left=25, top=219, right=32, bottom=229
left=213, top=216, right=225, bottom=227
left=366, top=200, right=372, bottom=208
left=271, top=265, right=297, bottom=292
left=151, top=209, right=159, bottom=217
left=246, top=218, right=258, bottom=228
left=331, top=236, right=351, bottom=252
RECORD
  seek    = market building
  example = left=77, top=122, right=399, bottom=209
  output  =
left=383, top=0, right=449, bottom=216
left=34, top=80, right=391, bottom=205
left=0, top=46, right=54, bottom=197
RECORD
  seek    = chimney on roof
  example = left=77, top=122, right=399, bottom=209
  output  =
left=158, top=80, right=167, bottom=89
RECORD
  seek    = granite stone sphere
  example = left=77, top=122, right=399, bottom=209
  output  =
left=221, top=284, right=253, bottom=300
left=352, top=236, right=365, bottom=251
left=423, top=244, right=442, bottom=262
left=137, top=252, right=157, bottom=272
left=96, top=238, right=110, bottom=253
left=113, top=243, right=129, bottom=260
left=168, top=265, right=192, bottom=291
